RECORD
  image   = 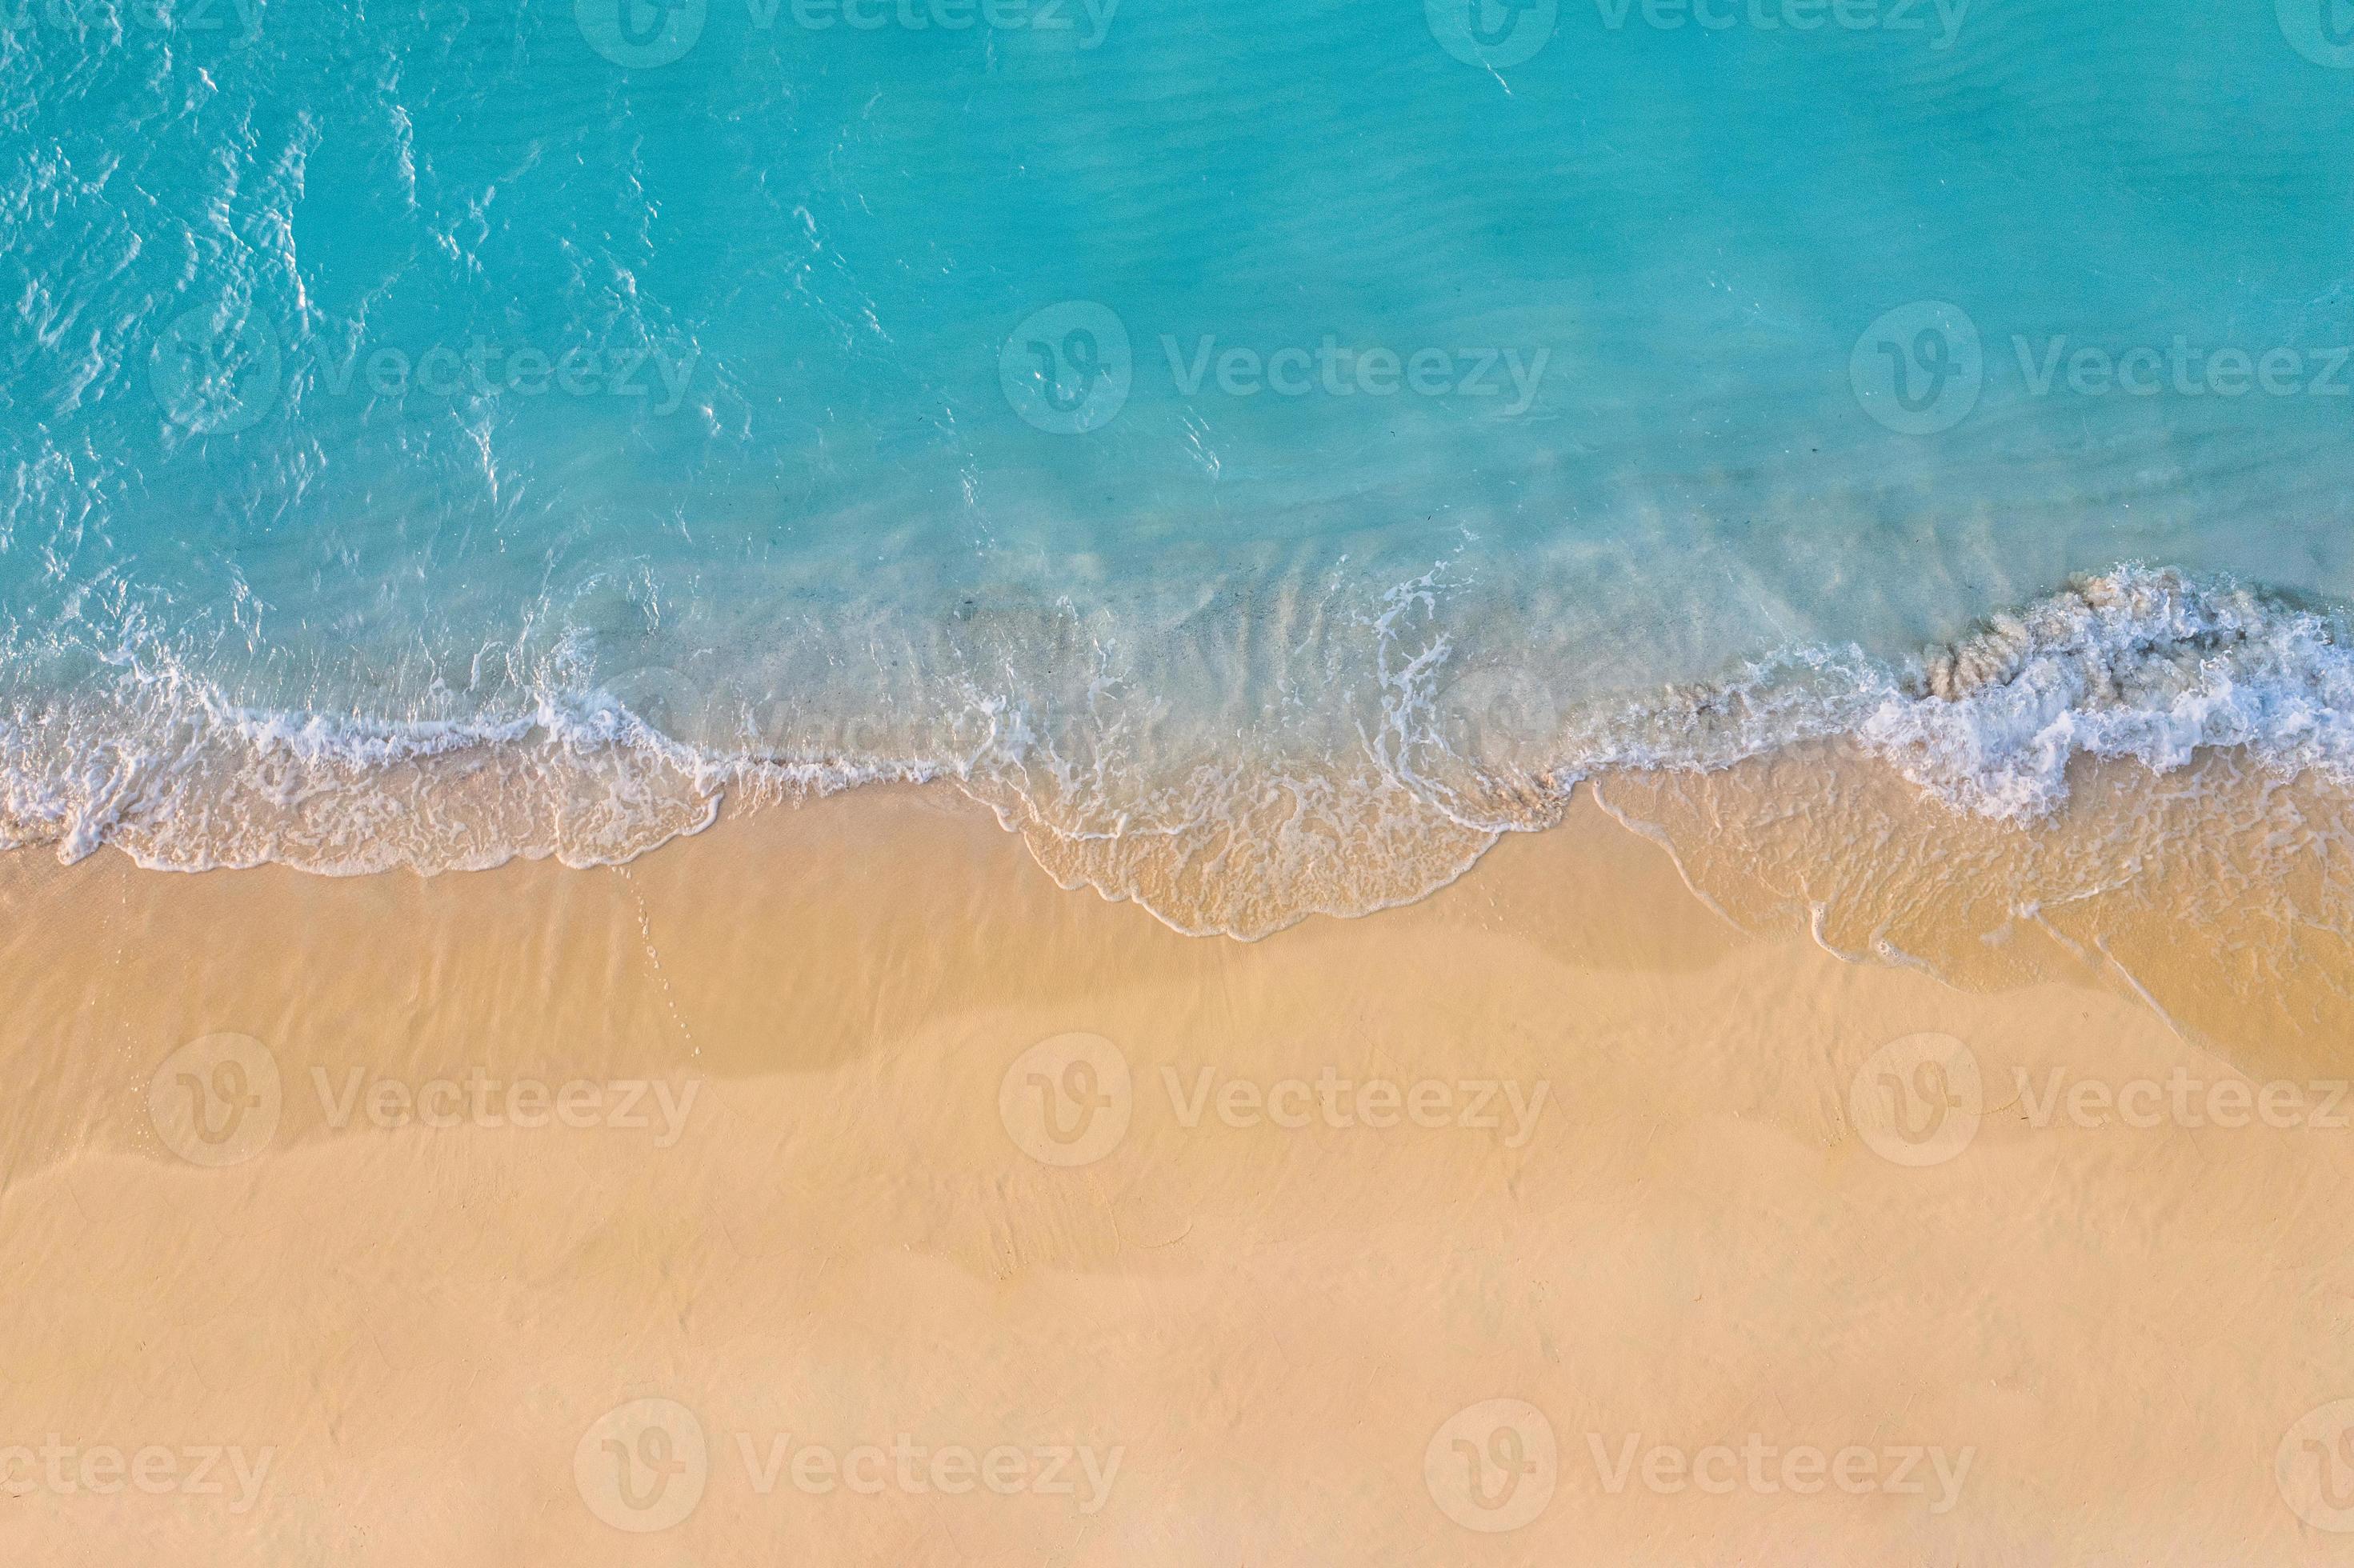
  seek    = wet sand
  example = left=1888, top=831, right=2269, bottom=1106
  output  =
left=2, top=772, right=2352, bottom=1564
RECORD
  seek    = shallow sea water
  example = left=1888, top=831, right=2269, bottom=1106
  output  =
left=3, top=0, right=2353, bottom=935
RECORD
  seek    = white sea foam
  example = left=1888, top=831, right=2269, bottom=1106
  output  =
left=1859, top=569, right=2354, bottom=818
left=0, top=565, right=2346, bottom=938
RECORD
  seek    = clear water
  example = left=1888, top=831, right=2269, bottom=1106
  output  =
left=5, top=0, right=2354, bottom=930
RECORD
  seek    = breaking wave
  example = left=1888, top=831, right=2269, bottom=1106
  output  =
left=2, top=564, right=2349, bottom=938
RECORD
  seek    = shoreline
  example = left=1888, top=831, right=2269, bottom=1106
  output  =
left=5, top=563, right=2348, bottom=946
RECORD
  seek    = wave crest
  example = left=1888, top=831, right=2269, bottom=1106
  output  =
left=1866, top=566, right=2354, bottom=819
left=0, top=564, right=2347, bottom=938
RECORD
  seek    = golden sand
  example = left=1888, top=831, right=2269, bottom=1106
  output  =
left=2, top=766, right=2352, bottom=1563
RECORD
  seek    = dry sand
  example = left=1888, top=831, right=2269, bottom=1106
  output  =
left=2, top=771, right=2352, bottom=1564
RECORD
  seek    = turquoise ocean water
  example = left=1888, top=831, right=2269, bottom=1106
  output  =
left=5, top=0, right=2354, bottom=932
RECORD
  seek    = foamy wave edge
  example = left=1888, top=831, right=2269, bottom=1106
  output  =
left=1, top=564, right=2347, bottom=938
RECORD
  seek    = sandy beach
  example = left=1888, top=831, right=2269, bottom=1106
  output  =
left=1, top=763, right=2351, bottom=1565
left=10, top=0, right=2354, bottom=1559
